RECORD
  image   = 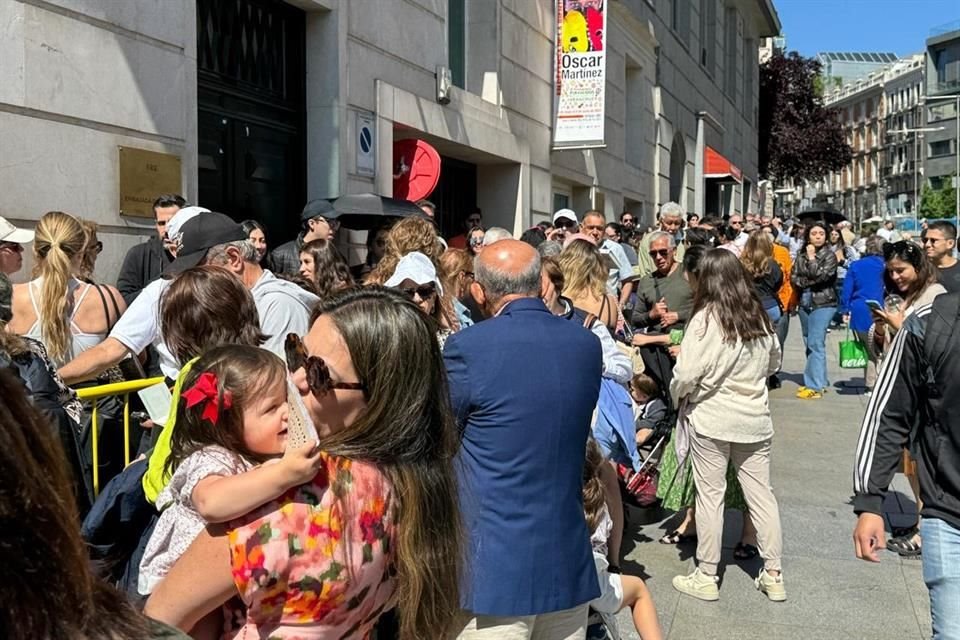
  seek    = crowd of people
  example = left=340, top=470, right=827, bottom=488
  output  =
left=0, top=192, right=958, bottom=640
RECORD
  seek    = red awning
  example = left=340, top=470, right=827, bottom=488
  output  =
left=705, top=146, right=742, bottom=183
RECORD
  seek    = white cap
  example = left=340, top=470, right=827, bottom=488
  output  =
left=384, top=252, right=443, bottom=296
left=166, top=206, right=210, bottom=244
left=0, top=216, right=34, bottom=244
left=553, top=208, right=578, bottom=225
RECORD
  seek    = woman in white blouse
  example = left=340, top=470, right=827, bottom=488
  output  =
left=669, top=249, right=786, bottom=603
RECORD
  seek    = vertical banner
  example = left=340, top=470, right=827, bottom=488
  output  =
left=553, top=0, right=608, bottom=149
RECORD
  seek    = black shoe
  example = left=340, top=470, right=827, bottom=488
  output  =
left=768, top=375, right=782, bottom=390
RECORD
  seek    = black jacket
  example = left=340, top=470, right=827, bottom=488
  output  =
left=269, top=234, right=305, bottom=277
left=117, top=236, right=172, bottom=305
left=791, top=246, right=838, bottom=309
left=853, top=293, right=960, bottom=531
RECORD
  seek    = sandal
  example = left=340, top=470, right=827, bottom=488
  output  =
left=891, top=525, right=918, bottom=539
left=734, top=542, right=759, bottom=560
left=886, top=531, right=922, bottom=557
left=659, top=529, right=697, bottom=545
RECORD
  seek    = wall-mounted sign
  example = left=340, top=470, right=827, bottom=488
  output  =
left=118, top=147, right=182, bottom=218
left=356, top=111, right=376, bottom=177
left=552, top=0, right=608, bottom=149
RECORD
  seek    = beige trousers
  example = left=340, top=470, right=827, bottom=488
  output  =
left=690, top=432, right=783, bottom=575
left=452, top=604, right=588, bottom=640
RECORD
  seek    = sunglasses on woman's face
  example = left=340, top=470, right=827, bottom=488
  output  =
left=399, top=284, right=437, bottom=301
left=285, top=333, right=365, bottom=396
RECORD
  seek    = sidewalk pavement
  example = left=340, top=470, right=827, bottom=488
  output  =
left=616, top=317, right=931, bottom=639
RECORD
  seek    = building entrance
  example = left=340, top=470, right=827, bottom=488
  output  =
left=196, top=0, right=306, bottom=245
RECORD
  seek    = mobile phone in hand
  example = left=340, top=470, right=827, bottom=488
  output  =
left=866, top=300, right=883, bottom=312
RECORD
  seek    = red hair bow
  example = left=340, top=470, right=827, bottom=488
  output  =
left=182, top=371, right=232, bottom=424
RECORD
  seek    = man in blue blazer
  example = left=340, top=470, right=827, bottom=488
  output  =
left=444, top=239, right=603, bottom=639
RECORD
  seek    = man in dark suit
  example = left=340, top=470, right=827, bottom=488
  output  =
left=444, top=239, right=603, bottom=639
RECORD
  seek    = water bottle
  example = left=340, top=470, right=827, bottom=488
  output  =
left=884, top=294, right=903, bottom=313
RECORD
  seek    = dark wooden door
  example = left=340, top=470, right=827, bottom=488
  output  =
left=196, top=0, right=306, bottom=246
left=431, top=157, right=478, bottom=238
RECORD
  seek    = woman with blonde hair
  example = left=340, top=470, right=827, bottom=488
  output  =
left=8, top=211, right=125, bottom=368
left=558, top=238, right=619, bottom=329
left=740, top=230, right=784, bottom=325
left=440, top=248, right=476, bottom=328
left=367, top=216, right=444, bottom=286
left=368, top=216, right=460, bottom=331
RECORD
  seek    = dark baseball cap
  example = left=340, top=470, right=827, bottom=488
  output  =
left=163, top=212, right=247, bottom=274
left=300, top=198, right=337, bottom=222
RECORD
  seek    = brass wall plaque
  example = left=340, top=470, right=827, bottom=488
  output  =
left=118, top=147, right=182, bottom=218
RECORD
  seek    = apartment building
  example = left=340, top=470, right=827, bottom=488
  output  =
left=0, top=0, right=779, bottom=282
left=925, top=24, right=960, bottom=196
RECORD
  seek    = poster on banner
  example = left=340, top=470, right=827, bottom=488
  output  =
left=552, top=0, right=607, bottom=149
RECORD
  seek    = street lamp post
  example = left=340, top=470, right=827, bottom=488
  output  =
left=887, top=126, right=946, bottom=232
left=923, top=94, right=960, bottom=232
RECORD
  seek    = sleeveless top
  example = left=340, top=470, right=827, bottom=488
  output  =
left=24, top=278, right=108, bottom=367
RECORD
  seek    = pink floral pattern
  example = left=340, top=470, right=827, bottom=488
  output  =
left=228, top=453, right=395, bottom=639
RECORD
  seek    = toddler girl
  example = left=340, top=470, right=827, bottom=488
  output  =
left=584, top=438, right=663, bottom=640
left=139, top=344, right=322, bottom=596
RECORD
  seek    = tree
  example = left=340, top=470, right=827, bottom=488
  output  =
left=919, top=179, right=957, bottom=219
left=759, top=52, right=853, bottom=183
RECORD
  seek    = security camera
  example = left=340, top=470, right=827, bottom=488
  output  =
left=436, top=66, right=452, bottom=105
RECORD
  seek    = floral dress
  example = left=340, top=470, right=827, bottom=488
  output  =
left=228, top=452, right=395, bottom=640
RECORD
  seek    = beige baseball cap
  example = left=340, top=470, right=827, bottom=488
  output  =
left=0, top=216, right=34, bottom=244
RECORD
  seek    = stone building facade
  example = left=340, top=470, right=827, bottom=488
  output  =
left=1, top=0, right=778, bottom=282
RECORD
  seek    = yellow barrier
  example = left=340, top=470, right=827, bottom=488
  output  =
left=75, top=377, right=166, bottom=496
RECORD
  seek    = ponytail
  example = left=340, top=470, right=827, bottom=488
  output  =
left=33, top=212, right=85, bottom=363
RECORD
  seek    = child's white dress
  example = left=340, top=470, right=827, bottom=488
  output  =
left=138, top=445, right=252, bottom=595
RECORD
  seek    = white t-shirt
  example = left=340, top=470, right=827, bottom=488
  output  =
left=110, top=278, right=179, bottom=379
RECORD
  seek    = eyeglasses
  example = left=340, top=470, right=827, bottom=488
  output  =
left=622, top=217, right=634, bottom=224
left=469, top=237, right=484, bottom=246
left=555, top=218, right=577, bottom=229
left=398, top=284, right=437, bottom=301
left=883, top=240, right=922, bottom=261
left=284, top=333, right=365, bottom=396
left=648, top=249, right=671, bottom=258
left=921, top=237, right=945, bottom=245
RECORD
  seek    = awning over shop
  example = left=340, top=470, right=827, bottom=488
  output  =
left=705, top=146, right=742, bottom=183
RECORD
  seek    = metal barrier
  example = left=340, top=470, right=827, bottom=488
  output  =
left=75, top=377, right=166, bottom=495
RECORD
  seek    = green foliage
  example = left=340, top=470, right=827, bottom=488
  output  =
left=919, top=179, right=958, bottom=219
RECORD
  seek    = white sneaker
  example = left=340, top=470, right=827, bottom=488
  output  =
left=755, top=568, right=787, bottom=602
left=673, top=567, right=720, bottom=601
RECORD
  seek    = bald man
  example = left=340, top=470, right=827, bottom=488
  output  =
left=445, top=239, right=603, bottom=638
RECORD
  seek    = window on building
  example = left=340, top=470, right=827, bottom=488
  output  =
left=700, top=0, right=717, bottom=74
left=929, top=139, right=954, bottom=158
left=743, top=39, right=755, bottom=123
left=929, top=101, right=959, bottom=122
left=724, top=6, right=739, bottom=99
left=625, top=60, right=645, bottom=169
left=448, top=0, right=465, bottom=88
left=670, top=0, right=690, bottom=46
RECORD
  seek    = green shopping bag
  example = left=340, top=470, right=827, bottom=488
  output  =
left=839, top=329, right=868, bottom=369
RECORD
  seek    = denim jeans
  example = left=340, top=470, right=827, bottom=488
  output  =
left=797, top=305, right=835, bottom=391
left=921, top=518, right=960, bottom=639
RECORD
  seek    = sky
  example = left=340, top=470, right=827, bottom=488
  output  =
left=775, top=0, right=960, bottom=58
